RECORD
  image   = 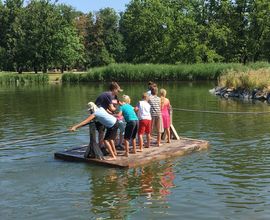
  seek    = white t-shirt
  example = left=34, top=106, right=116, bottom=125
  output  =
left=137, top=100, right=151, bottom=120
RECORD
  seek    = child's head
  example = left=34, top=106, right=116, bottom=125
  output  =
left=142, top=92, right=149, bottom=101
left=148, top=81, right=154, bottom=89
left=160, top=88, right=167, bottom=97
left=122, top=95, right=131, bottom=104
left=87, top=102, right=98, bottom=114
left=151, top=86, right=158, bottom=95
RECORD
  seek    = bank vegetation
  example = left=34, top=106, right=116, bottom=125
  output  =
left=0, top=72, right=49, bottom=85
left=62, top=62, right=270, bottom=83
left=219, top=68, right=270, bottom=91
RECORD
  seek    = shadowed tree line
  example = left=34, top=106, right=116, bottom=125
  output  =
left=0, top=0, right=269, bottom=73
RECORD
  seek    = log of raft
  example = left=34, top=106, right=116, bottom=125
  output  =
left=54, top=137, right=209, bottom=168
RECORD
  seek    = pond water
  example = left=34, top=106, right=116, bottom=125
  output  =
left=1, top=82, right=270, bottom=220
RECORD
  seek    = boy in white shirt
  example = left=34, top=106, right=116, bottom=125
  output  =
left=135, top=93, right=152, bottom=150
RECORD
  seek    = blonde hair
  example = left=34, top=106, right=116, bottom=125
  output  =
left=122, top=95, right=131, bottom=103
left=87, top=102, right=98, bottom=112
left=160, top=88, right=167, bottom=108
left=142, top=92, right=149, bottom=100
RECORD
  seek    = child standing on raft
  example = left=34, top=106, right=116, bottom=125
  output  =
left=160, top=89, right=171, bottom=143
left=135, top=93, right=152, bottom=150
left=117, top=95, right=139, bottom=157
left=149, top=86, right=163, bottom=146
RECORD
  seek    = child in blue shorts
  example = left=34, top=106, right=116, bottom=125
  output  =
left=116, top=95, right=139, bottom=157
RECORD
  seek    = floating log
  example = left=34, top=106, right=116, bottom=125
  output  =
left=54, top=137, right=209, bottom=168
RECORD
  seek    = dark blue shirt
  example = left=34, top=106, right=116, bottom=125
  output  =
left=95, top=91, right=114, bottom=110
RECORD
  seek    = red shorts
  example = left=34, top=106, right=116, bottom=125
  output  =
left=138, top=119, right=151, bottom=135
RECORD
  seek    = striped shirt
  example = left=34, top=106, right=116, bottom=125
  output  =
left=149, top=95, right=161, bottom=117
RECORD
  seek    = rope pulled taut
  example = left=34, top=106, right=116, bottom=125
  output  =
left=1, top=107, right=270, bottom=148
left=0, top=130, right=68, bottom=148
left=172, top=108, right=270, bottom=115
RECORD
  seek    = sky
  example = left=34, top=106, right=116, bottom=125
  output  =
left=57, top=0, right=131, bottom=13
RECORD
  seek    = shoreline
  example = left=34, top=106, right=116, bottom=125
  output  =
left=210, top=87, right=270, bottom=103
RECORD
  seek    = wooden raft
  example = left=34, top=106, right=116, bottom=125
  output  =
left=54, top=137, right=209, bottom=168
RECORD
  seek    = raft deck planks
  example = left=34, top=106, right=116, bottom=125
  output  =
left=54, top=137, right=209, bottom=168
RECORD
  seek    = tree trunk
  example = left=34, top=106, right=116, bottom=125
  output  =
left=34, top=66, right=38, bottom=74
left=17, top=66, right=23, bottom=74
left=61, top=65, right=64, bottom=73
left=42, top=65, right=47, bottom=73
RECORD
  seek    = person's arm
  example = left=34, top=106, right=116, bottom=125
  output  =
left=114, top=110, right=123, bottom=118
left=167, top=99, right=171, bottom=114
left=114, top=104, right=123, bottom=117
left=108, top=103, right=116, bottom=113
left=70, top=114, right=96, bottom=131
left=134, top=102, right=139, bottom=112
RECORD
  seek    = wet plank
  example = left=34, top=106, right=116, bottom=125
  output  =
left=54, top=137, right=209, bottom=168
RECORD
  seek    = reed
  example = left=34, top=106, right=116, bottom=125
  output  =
left=218, top=68, right=270, bottom=91
left=62, top=63, right=260, bottom=83
left=0, top=73, right=49, bottom=85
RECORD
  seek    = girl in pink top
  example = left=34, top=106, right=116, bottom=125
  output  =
left=160, top=89, right=171, bottom=143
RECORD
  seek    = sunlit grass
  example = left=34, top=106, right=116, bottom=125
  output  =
left=218, top=68, right=270, bottom=91
left=61, top=63, right=270, bottom=83
left=0, top=72, right=49, bottom=85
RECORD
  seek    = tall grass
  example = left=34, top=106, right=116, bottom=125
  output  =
left=218, top=68, right=270, bottom=91
left=62, top=63, right=260, bottom=83
left=0, top=73, right=49, bottom=85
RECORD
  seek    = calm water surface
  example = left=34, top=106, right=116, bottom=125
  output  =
left=1, top=82, right=270, bottom=220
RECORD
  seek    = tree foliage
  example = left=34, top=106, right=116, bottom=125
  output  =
left=120, top=0, right=270, bottom=64
left=0, top=0, right=269, bottom=73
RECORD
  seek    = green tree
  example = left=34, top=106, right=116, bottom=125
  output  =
left=98, top=8, right=125, bottom=63
left=52, top=25, right=85, bottom=73
left=0, top=0, right=25, bottom=72
left=247, top=0, right=270, bottom=62
left=120, top=0, right=172, bottom=63
left=23, top=0, right=60, bottom=73
left=85, top=8, right=125, bottom=67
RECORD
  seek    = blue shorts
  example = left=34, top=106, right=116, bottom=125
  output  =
left=124, top=120, right=138, bottom=140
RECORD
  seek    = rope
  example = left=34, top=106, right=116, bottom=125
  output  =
left=172, top=107, right=270, bottom=115
left=0, top=130, right=69, bottom=148
left=1, top=107, right=270, bottom=148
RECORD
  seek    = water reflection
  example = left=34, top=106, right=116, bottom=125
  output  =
left=2, top=82, right=270, bottom=219
left=89, top=161, right=176, bottom=219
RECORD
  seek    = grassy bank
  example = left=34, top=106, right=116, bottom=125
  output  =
left=1, top=62, right=269, bottom=85
left=62, top=62, right=270, bottom=83
left=218, top=68, right=270, bottom=91
left=0, top=72, right=49, bottom=85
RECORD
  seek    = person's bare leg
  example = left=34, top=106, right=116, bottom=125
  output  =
left=139, top=134, right=143, bottom=151
left=166, top=128, right=171, bottom=143
left=104, top=140, right=116, bottom=159
left=110, top=140, right=117, bottom=155
left=157, top=119, right=161, bottom=146
left=124, top=139, right=129, bottom=157
left=151, top=119, right=155, bottom=138
left=132, top=138, right=136, bottom=154
left=146, top=133, right=151, bottom=148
